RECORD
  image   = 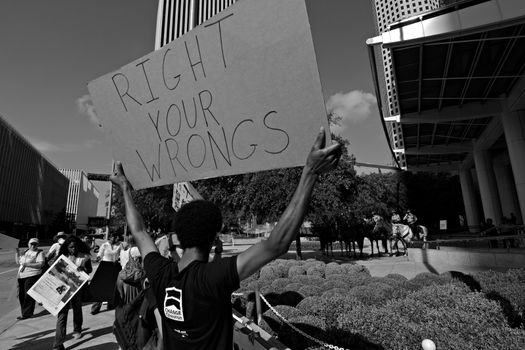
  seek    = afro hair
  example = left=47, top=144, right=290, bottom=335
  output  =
left=172, top=200, right=222, bottom=250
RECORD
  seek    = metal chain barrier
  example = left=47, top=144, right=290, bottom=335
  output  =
left=259, top=293, right=351, bottom=350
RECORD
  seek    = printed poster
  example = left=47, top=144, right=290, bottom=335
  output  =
left=28, top=255, right=90, bottom=316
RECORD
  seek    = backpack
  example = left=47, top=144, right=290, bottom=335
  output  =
left=118, top=250, right=145, bottom=285
left=113, top=289, right=158, bottom=350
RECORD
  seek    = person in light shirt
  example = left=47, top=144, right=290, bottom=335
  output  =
left=15, top=237, right=45, bottom=320
left=53, top=235, right=92, bottom=350
left=116, top=235, right=142, bottom=304
left=46, top=232, right=67, bottom=262
left=90, top=232, right=122, bottom=315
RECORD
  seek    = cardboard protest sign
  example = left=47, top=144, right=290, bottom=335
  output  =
left=88, top=0, right=329, bottom=190
left=28, top=255, right=90, bottom=316
left=0, top=232, right=19, bottom=251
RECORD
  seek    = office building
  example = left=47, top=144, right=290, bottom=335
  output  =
left=368, top=0, right=525, bottom=229
left=0, top=114, right=69, bottom=240
left=60, top=169, right=100, bottom=232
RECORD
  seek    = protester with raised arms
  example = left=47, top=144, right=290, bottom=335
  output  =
left=110, top=128, right=341, bottom=350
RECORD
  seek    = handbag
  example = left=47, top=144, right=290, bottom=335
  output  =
left=119, top=249, right=145, bottom=285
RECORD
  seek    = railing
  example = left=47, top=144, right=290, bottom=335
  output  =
left=415, top=225, right=525, bottom=252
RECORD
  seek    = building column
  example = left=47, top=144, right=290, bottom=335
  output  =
left=459, top=168, right=482, bottom=232
left=493, top=162, right=523, bottom=224
left=473, top=148, right=503, bottom=225
left=501, top=109, right=525, bottom=225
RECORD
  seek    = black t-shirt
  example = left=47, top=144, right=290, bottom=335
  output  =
left=144, top=252, right=240, bottom=350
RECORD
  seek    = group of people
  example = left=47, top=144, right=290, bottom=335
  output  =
left=15, top=129, right=341, bottom=350
left=14, top=230, right=148, bottom=350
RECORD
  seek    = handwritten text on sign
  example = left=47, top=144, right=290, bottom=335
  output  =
left=88, top=0, right=329, bottom=189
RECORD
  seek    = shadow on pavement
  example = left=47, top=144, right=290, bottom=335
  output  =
left=10, top=325, right=116, bottom=350
left=72, top=342, right=118, bottom=350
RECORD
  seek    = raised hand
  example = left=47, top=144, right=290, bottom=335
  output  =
left=305, top=127, right=342, bottom=175
left=110, top=161, right=132, bottom=190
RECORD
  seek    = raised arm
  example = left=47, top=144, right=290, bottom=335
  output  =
left=110, top=163, right=158, bottom=258
left=236, top=127, right=342, bottom=281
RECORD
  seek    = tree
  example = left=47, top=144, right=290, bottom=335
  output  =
left=111, top=184, right=174, bottom=233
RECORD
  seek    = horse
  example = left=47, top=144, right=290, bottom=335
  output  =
left=312, top=225, right=340, bottom=256
left=392, top=223, right=428, bottom=246
left=338, top=222, right=365, bottom=258
left=372, top=217, right=428, bottom=256
left=364, top=217, right=389, bottom=257
left=372, top=216, right=408, bottom=256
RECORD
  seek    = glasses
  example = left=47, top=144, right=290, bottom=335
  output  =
left=30, top=243, right=38, bottom=246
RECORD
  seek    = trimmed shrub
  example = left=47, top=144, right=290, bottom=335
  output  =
left=262, top=305, right=303, bottom=333
left=284, top=282, right=303, bottom=293
left=340, top=263, right=370, bottom=275
left=321, top=288, right=348, bottom=298
left=325, top=262, right=343, bottom=276
left=260, top=285, right=275, bottom=294
left=409, top=272, right=450, bottom=289
left=271, top=278, right=292, bottom=291
left=278, top=315, right=327, bottom=350
left=288, top=265, right=307, bottom=277
left=326, top=273, right=371, bottom=288
left=321, top=279, right=348, bottom=291
left=290, top=275, right=325, bottom=286
left=260, top=265, right=281, bottom=280
left=298, top=285, right=323, bottom=297
left=474, top=269, right=525, bottom=326
left=337, top=302, right=421, bottom=350
left=297, top=295, right=362, bottom=326
left=384, top=273, right=407, bottom=282
left=346, top=282, right=394, bottom=306
left=306, top=265, right=325, bottom=278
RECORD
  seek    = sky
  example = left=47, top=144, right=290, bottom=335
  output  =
left=0, top=0, right=391, bottom=213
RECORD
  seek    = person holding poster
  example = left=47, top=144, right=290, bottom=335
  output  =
left=110, top=128, right=341, bottom=350
left=53, top=235, right=93, bottom=350
left=15, top=237, right=45, bottom=320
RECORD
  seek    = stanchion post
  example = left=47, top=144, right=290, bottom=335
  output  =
left=255, top=289, right=262, bottom=325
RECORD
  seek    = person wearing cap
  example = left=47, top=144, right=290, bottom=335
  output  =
left=15, top=237, right=45, bottom=320
left=47, top=232, right=67, bottom=262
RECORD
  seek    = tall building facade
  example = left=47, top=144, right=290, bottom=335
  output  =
left=367, top=0, right=525, bottom=229
left=0, top=114, right=69, bottom=240
left=371, top=0, right=440, bottom=168
left=155, top=0, right=236, bottom=49
left=60, top=169, right=99, bottom=232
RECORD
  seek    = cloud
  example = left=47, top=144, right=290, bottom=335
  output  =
left=76, top=94, right=102, bottom=128
left=326, top=90, right=377, bottom=135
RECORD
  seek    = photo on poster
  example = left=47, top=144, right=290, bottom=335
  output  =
left=28, top=255, right=90, bottom=316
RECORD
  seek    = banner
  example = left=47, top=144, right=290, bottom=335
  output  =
left=28, top=255, right=90, bottom=316
left=88, top=0, right=329, bottom=190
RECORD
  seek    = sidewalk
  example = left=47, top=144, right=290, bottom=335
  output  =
left=0, top=303, right=117, bottom=350
left=0, top=245, right=511, bottom=349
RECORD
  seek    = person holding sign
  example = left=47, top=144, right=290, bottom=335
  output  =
left=53, top=235, right=93, bottom=350
left=110, top=127, right=341, bottom=350
left=15, top=237, right=45, bottom=320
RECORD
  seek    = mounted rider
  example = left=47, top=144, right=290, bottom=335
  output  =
left=391, top=210, right=402, bottom=235
left=404, top=209, right=420, bottom=239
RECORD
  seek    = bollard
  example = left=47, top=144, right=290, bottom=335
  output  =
left=255, top=289, right=262, bottom=325
left=422, top=339, right=436, bottom=350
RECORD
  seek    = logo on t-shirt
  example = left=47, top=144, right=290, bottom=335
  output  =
left=164, top=287, right=184, bottom=322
